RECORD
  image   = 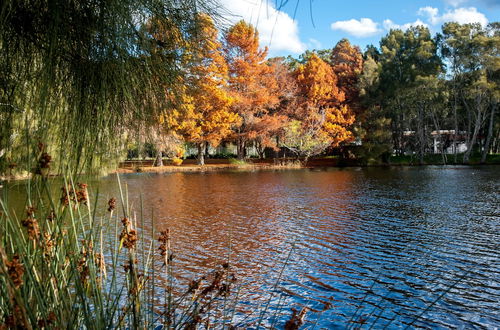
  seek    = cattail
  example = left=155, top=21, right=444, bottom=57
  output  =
left=37, top=311, right=56, bottom=328
left=39, top=152, right=52, bottom=169
left=60, top=186, right=71, bottom=206
left=158, top=230, right=170, bottom=257
left=123, top=259, right=137, bottom=273
left=26, top=206, right=36, bottom=218
left=77, top=245, right=89, bottom=284
left=21, top=206, right=39, bottom=240
left=76, top=183, right=88, bottom=204
left=188, top=278, right=202, bottom=294
left=119, top=218, right=137, bottom=250
left=46, top=209, right=56, bottom=222
left=43, top=233, right=55, bottom=257
left=6, top=255, right=24, bottom=289
left=94, top=253, right=105, bottom=273
left=107, top=197, right=116, bottom=212
left=4, top=305, right=23, bottom=328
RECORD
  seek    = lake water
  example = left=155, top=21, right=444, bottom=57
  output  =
left=5, top=166, right=500, bottom=328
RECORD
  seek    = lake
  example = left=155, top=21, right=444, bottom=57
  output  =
left=4, top=166, right=500, bottom=328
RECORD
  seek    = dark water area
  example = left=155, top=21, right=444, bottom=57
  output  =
left=3, top=166, right=500, bottom=328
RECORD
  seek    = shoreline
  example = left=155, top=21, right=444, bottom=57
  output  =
left=1, top=158, right=499, bottom=182
left=114, top=162, right=305, bottom=174
left=114, top=160, right=500, bottom=175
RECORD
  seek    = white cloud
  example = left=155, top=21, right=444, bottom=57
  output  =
left=418, top=6, right=439, bottom=22
left=219, top=0, right=305, bottom=54
left=329, top=4, right=489, bottom=40
left=330, top=18, right=381, bottom=37
left=308, top=38, right=322, bottom=49
left=444, top=0, right=468, bottom=7
left=383, top=19, right=428, bottom=31
left=418, top=6, right=488, bottom=26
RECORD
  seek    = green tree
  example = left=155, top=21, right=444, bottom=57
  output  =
left=355, top=55, right=392, bottom=164
left=378, top=26, right=442, bottom=161
left=440, top=22, right=499, bottom=163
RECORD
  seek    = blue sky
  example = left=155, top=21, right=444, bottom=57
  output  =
left=219, top=0, right=500, bottom=57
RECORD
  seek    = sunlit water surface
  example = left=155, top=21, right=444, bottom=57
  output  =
left=5, top=166, right=500, bottom=328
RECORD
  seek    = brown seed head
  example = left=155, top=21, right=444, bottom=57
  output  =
left=21, top=217, right=40, bottom=240
left=120, top=227, right=138, bottom=249
left=6, top=255, right=24, bottom=289
left=46, top=210, right=56, bottom=221
left=107, top=197, right=116, bottom=212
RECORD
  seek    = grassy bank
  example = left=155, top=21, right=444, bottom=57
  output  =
left=116, top=158, right=304, bottom=174
left=116, top=154, right=500, bottom=175
left=3, top=154, right=499, bottom=182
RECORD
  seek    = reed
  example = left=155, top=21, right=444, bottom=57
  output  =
left=0, top=173, right=248, bottom=328
left=0, top=171, right=314, bottom=329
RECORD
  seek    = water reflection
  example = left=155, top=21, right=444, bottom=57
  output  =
left=2, top=166, right=499, bottom=328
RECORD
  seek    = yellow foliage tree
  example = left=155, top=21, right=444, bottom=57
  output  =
left=224, top=20, right=280, bottom=160
left=283, top=53, right=354, bottom=160
left=163, top=14, right=239, bottom=165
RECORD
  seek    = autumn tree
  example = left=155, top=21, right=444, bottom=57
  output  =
left=282, top=53, right=355, bottom=161
left=224, top=20, right=280, bottom=160
left=330, top=39, right=364, bottom=112
left=164, top=14, right=239, bottom=165
left=249, top=57, right=299, bottom=158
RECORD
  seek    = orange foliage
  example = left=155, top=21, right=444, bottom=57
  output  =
left=295, top=53, right=355, bottom=147
left=164, top=14, right=239, bottom=148
left=224, top=20, right=280, bottom=158
left=330, top=39, right=364, bottom=111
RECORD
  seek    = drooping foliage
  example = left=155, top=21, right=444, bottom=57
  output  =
left=0, top=0, right=220, bottom=173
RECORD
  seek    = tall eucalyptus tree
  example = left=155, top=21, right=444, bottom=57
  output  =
left=378, top=26, right=443, bottom=160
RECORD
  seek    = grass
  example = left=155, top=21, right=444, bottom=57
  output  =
left=227, top=158, right=249, bottom=166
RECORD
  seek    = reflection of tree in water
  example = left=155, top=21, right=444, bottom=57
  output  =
left=117, top=169, right=360, bottom=322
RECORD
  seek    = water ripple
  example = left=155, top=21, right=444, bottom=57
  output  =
left=31, top=166, right=499, bottom=328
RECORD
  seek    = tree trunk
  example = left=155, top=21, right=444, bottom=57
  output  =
left=463, top=108, right=482, bottom=164
left=205, top=143, right=210, bottom=159
left=256, top=140, right=265, bottom=159
left=463, top=91, right=486, bottom=164
left=453, top=79, right=459, bottom=164
left=430, top=109, right=447, bottom=165
left=481, top=104, right=497, bottom=164
left=237, top=138, right=246, bottom=161
left=197, top=142, right=205, bottom=166
left=417, top=103, right=425, bottom=165
left=153, top=151, right=163, bottom=167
